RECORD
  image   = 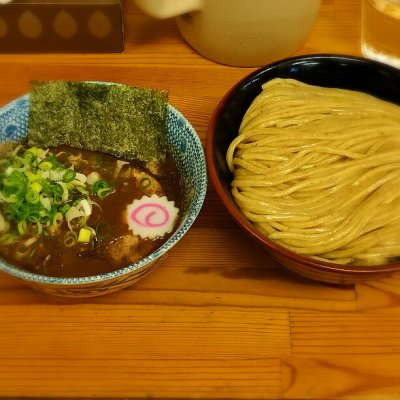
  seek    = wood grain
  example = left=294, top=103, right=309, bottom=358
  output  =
left=1, top=0, right=400, bottom=398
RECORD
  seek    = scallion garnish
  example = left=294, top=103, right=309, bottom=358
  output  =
left=140, top=176, right=152, bottom=189
left=92, top=180, right=111, bottom=197
left=25, top=190, right=40, bottom=204
left=0, top=145, right=113, bottom=247
left=38, top=161, right=52, bottom=171
left=62, top=168, right=76, bottom=183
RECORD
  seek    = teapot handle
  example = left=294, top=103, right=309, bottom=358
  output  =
left=134, top=0, right=204, bottom=19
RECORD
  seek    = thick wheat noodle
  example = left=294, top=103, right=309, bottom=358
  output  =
left=231, top=151, right=400, bottom=193
left=235, top=146, right=368, bottom=177
left=238, top=159, right=398, bottom=240
left=323, top=222, right=400, bottom=259
left=268, top=180, right=400, bottom=248
left=241, top=105, right=400, bottom=132
left=227, top=78, right=400, bottom=266
left=236, top=164, right=400, bottom=218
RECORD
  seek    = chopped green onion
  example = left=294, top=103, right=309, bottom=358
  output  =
left=79, top=199, right=92, bottom=216
left=59, top=183, right=69, bottom=202
left=5, top=193, right=20, bottom=204
left=53, top=195, right=63, bottom=204
left=10, top=156, right=26, bottom=169
left=76, top=186, right=89, bottom=195
left=0, top=212, right=5, bottom=232
left=17, top=220, right=27, bottom=235
left=52, top=212, right=63, bottom=227
left=25, top=190, right=40, bottom=204
left=140, top=177, right=152, bottom=188
left=46, top=154, right=61, bottom=168
left=30, top=181, right=42, bottom=193
left=27, top=212, right=40, bottom=223
left=97, top=187, right=112, bottom=198
left=51, top=184, right=63, bottom=201
left=95, top=220, right=110, bottom=239
left=28, top=147, right=39, bottom=156
left=92, top=179, right=111, bottom=197
left=63, top=168, right=76, bottom=183
left=29, top=221, right=43, bottom=235
left=65, top=206, right=86, bottom=230
left=0, top=144, right=114, bottom=241
left=0, top=231, right=18, bottom=245
left=3, top=170, right=26, bottom=186
left=64, top=231, right=77, bottom=247
left=24, top=171, right=39, bottom=182
left=59, top=204, right=71, bottom=215
left=38, top=161, right=52, bottom=171
left=23, top=150, right=36, bottom=163
left=39, top=194, right=51, bottom=211
left=87, top=171, right=100, bottom=185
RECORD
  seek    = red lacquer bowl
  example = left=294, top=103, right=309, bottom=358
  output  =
left=206, top=54, right=400, bottom=284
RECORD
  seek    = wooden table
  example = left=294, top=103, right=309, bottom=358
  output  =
left=1, top=1, right=400, bottom=398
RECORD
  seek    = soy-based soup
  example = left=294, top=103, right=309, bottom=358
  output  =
left=0, top=144, right=182, bottom=277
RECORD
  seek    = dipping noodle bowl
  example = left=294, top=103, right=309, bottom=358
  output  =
left=207, top=54, right=400, bottom=284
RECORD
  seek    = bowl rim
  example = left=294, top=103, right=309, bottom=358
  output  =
left=0, top=90, right=208, bottom=285
left=206, top=53, right=400, bottom=277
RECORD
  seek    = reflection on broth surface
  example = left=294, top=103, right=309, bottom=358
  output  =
left=0, top=144, right=182, bottom=278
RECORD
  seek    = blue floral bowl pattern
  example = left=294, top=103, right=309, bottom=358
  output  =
left=0, top=91, right=207, bottom=297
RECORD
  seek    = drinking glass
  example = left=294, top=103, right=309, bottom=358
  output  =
left=361, top=0, right=400, bottom=68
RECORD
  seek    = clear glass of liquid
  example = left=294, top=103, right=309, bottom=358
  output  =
left=361, top=0, right=400, bottom=68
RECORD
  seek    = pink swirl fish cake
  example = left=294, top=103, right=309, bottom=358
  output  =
left=126, top=194, right=179, bottom=239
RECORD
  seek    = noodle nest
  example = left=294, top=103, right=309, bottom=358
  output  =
left=226, top=78, right=400, bottom=266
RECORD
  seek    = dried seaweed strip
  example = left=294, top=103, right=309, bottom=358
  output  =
left=28, top=81, right=80, bottom=148
left=28, top=81, right=169, bottom=163
left=103, top=85, right=168, bottom=162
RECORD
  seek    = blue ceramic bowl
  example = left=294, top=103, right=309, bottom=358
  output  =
left=0, top=88, right=207, bottom=297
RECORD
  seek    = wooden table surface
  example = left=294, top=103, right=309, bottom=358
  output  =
left=2, top=1, right=400, bottom=398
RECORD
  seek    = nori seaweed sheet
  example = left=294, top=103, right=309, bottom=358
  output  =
left=27, top=81, right=169, bottom=163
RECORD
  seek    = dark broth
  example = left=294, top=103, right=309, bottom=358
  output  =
left=0, top=145, right=183, bottom=277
